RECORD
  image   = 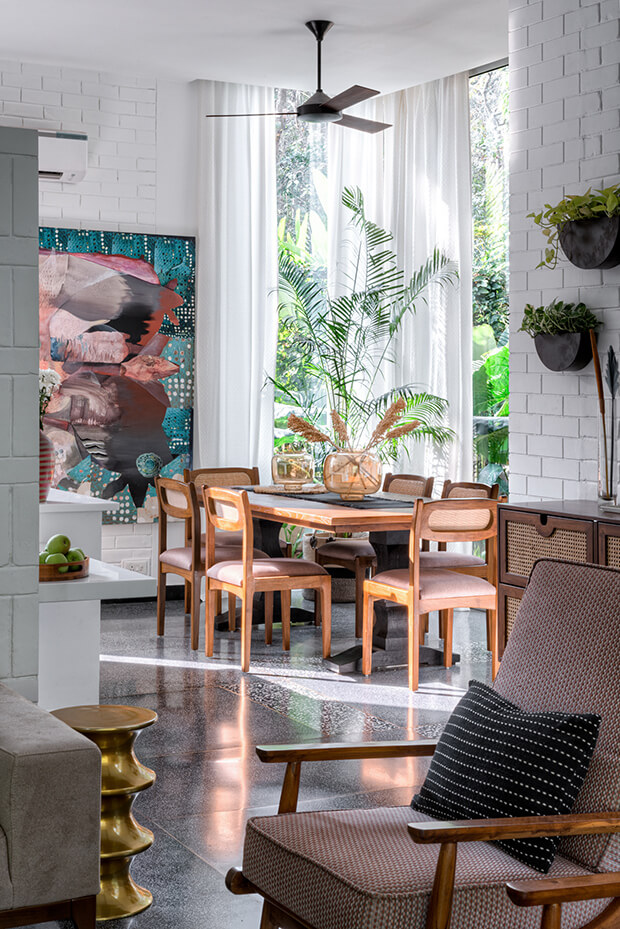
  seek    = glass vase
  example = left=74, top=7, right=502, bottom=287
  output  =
left=323, top=450, right=382, bottom=501
left=598, top=409, right=619, bottom=504
left=271, top=450, right=314, bottom=491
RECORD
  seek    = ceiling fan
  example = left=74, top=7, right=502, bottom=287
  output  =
left=205, top=20, right=392, bottom=134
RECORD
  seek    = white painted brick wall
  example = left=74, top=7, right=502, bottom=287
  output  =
left=0, top=127, right=39, bottom=699
left=509, top=0, right=620, bottom=502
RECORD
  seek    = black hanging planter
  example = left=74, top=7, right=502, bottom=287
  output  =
left=534, top=331, right=593, bottom=372
left=559, top=216, right=620, bottom=269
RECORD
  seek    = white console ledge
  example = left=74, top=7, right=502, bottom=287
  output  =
left=40, top=488, right=120, bottom=513
left=39, top=559, right=156, bottom=603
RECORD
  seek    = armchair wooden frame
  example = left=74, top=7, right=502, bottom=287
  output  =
left=226, top=740, right=620, bottom=929
left=0, top=895, right=96, bottom=929
left=362, top=498, right=499, bottom=690
left=156, top=476, right=203, bottom=650
left=203, top=487, right=331, bottom=672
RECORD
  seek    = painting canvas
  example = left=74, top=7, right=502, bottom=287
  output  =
left=39, top=228, right=196, bottom=524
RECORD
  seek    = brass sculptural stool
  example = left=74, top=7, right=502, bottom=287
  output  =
left=52, top=704, right=157, bottom=921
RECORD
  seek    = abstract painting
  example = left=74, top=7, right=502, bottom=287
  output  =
left=39, top=228, right=196, bottom=524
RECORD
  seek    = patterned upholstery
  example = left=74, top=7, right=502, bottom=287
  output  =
left=243, top=807, right=606, bottom=929
left=494, top=559, right=620, bottom=872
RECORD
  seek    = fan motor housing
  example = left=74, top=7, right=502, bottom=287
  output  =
left=297, top=90, right=342, bottom=124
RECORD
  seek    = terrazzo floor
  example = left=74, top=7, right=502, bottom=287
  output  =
left=40, top=595, right=493, bottom=929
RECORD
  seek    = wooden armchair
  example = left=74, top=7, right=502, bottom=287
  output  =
left=227, top=559, right=620, bottom=929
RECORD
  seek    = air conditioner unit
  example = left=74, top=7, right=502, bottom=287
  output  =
left=38, top=131, right=88, bottom=183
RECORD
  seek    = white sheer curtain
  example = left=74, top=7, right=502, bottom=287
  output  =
left=328, top=73, right=473, bottom=483
left=195, top=80, right=278, bottom=479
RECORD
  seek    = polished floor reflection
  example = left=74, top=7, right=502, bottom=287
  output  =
left=36, top=595, right=493, bottom=929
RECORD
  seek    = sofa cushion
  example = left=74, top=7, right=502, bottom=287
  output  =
left=411, top=680, right=601, bottom=873
left=243, top=806, right=606, bottom=929
left=0, top=824, right=12, bottom=910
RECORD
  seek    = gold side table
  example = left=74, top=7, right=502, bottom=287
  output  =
left=52, top=704, right=158, bottom=921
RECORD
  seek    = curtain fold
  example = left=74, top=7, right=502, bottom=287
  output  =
left=328, top=73, right=473, bottom=483
left=195, top=80, right=278, bottom=479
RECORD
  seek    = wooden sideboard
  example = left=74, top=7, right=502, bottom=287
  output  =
left=498, top=499, right=620, bottom=653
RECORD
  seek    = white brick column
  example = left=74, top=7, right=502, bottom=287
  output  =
left=509, top=0, right=620, bottom=501
left=0, top=126, right=39, bottom=699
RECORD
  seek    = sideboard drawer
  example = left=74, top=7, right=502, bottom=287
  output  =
left=499, top=509, right=595, bottom=587
left=598, top=522, right=620, bottom=568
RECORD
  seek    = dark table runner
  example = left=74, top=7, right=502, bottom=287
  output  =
left=238, top=488, right=416, bottom=510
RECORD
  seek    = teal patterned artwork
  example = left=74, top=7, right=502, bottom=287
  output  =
left=39, top=228, right=196, bottom=524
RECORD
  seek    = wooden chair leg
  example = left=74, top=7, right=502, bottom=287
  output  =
left=362, top=590, right=375, bottom=676
left=419, top=612, right=428, bottom=645
left=540, top=903, right=562, bottom=929
left=488, top=608, right=499, bottom=679
left=355, top=560, right=364, bottom=638
left=156, top=568, right=166, bottom=636
left=240, top=590, right=253, bottom=672
left=408, top=603, right=420, bottom=691
left=281, top=589, right=291, bottom=651
left=485, top=609, right=491, bottom=651
left=443, top=609, right=454, bottom=668
left=259, top=900, right=277, bottom=929
left=215, top=590, right=222, bottom=615
left=184, top=579, right=191, bottom=614
left=314, top=585, right=322, bottom=626
left=190, top=573, right=201, bottom=650
left=205, top=584, right=216, bottom=657
left=228, top=593, right=236, bottom=631
left=264, top=592, right=273, bottom=645
left=438, top=609, right=447, bottom=640
left=320, top=580, right=331, bottom=658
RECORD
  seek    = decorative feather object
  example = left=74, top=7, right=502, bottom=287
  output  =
left=605, top=346, right=619, bottom=400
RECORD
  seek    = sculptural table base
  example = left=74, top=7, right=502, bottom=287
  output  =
left=51, top=704, right=157, bottom=921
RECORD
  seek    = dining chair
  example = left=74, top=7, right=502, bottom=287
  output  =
left=422, top=480, right=500, bottom=644
left=362, top=497, right=499, bottom=690
left=227, top=560, right=620, bottom=929
left=155, top=477, right=268, bottom=650
left=203, top=487, right=331, bottom=672
left=314, top=471, right=435, bottom=638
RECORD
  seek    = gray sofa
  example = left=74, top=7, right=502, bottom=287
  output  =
left=0, top=683, right=101, bottom=928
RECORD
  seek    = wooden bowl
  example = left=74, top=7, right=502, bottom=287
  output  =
left=39, top=556, right=90, bottom=582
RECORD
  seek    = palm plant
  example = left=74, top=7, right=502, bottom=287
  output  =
left=269, top=187, right=459, bottom=462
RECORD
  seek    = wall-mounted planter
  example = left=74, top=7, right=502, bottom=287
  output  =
left=534, top=331, right=593, bottom=372
left=559, top=216, right=620, bottom=269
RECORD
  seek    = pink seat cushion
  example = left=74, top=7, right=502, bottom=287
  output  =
left=207, top=557, right=328, bottom=584
left=243, top=806, right=602, bottom=929
left=419, top=551, right=485, bottom=569
left=160, top=544, right=268, bottom=571
left=316, top=539, right=376, bottom=561
left=213, top=529, right=244, bottom=546
left=372, top=568, right=495, bottom=599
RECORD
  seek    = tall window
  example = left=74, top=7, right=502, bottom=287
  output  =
left=469, top=67, right=509, bottom=492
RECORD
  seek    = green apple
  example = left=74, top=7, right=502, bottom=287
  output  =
left=67, top=548, right=85, bottom=571
left=39, top=551, right=49, bottom=564
left=46, top=534, right=71, bottom=555
left=46, top=552, right=69, bottom=573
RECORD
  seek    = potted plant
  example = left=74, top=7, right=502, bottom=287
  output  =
left=529, top=185, right=620, bottom=270
left=269, top=187, right=458, bottom=488
left=518, top=300, right=601, bottom=372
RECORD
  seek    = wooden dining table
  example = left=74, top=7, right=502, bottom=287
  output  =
left=241, top=489, right=459, bottom=674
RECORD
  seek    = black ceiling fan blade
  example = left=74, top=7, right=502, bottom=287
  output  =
left=325, top=85, right=380, bottom=111
left=336, top=114, right=392, bottom=134
left=204, top=112, right=297, bottom=118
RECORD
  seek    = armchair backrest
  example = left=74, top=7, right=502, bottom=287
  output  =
left=442, top=480, right=499, bottom=499
left=155, top=477, right=201, bottom=567
left=494, top=559, right=620, bottom=872
left=184, top=466, right=260, bottom=492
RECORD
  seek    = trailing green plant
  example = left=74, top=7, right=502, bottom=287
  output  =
left=269, top=187, right=459, bottom=463
left=518, top=300, right=601, bottom=338
left=529, top=184, right=620, bottom=269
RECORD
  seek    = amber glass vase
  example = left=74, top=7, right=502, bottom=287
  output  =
left=323, top=450, right=382, bottom=501
left=271, top=451, right=314, bottom=491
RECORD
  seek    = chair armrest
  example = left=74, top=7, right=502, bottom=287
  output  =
left=506, top=873, right=620, bottom=907
left=0, top=689, right=102, bottom=908
left=408, top=812, right=620, bottom=845
left=256, top=739, right=438, bottom=763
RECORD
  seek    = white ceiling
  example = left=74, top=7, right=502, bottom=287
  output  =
left=2, top=0, right=507, bottom=93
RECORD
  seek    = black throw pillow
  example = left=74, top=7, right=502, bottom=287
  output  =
left=411, top=680, right=601, bottom=872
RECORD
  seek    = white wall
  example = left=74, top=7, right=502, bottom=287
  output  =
left=0, top=127, right=40, bottom=698
left=509, top=0, right=620, bottom=502
left=0, top=61, right=198, bottom=573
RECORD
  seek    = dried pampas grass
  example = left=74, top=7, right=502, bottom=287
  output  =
left=287, top=414, right=333, bottom=446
